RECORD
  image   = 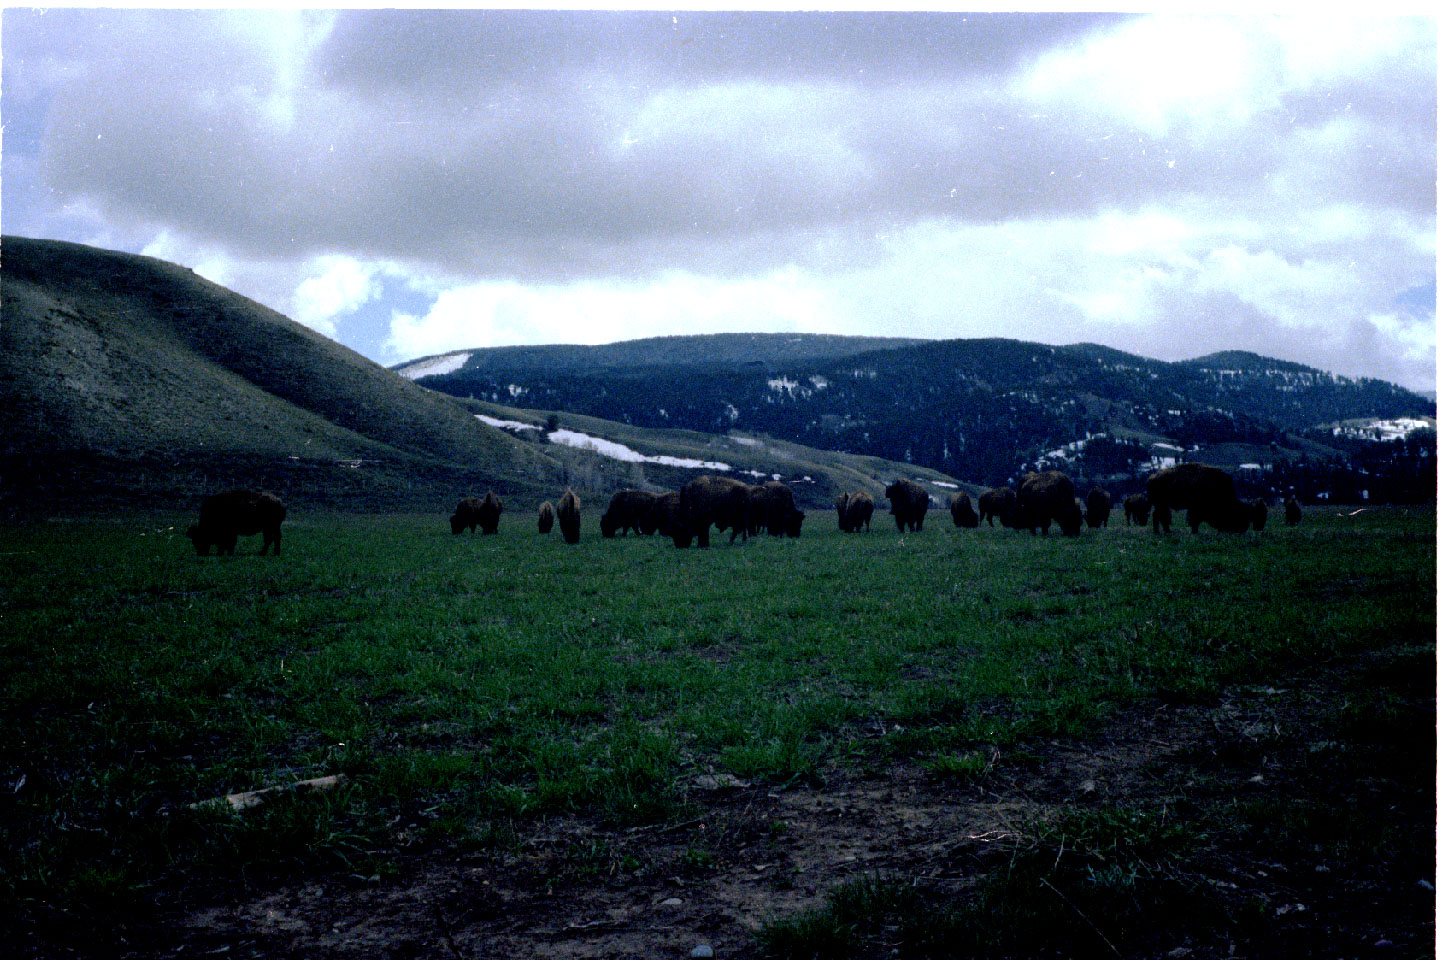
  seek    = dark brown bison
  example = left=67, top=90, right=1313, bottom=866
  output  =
left=978, top=487, right=1017, bottom=527
left=1017, top=471, right=1083, bottom=536
left=1123, top=493, right=1151, bottom=526
left=187, top=489, right=285, bottom=556
left=674, top=475, right=753, bottom=548
left=452, top=492, right=502, bottom=535
left=556, top=489, right=582, bottom=544
left=1146, top=463, right=1256, bottom=534
left=651, top=491, right=683, bottom=539
left=752, top=481, right=805, bottom=537
left=835, top=492, right=852, bottom=532
left=537, top=501, right=555, bottom=534
left=1250, top=499, right=1269, bottom=532
left=1085, top=488, right=1112, bottom=529
left=1284, top=495, right=1302, bottom=526
left=601, top=490, right=659, bottom=538
left=949, top=492, right=979, bottom=528
left=885, top=480, right=930, bottom=532
left=844, top=491, right=875, bottom=533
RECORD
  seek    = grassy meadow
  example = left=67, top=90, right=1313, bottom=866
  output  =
left=1, top=505, right=1433, bottom=955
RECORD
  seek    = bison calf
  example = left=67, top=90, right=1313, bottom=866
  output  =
left=538, top=501, right=555, bottom=534
left=187, top=489, right=286, bottom=556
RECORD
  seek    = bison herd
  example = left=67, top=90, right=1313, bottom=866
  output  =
left=189, top=462, right=1307, bottom=556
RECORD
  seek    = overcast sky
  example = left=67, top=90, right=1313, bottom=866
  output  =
left=2, top=9, right=1435, bottom=391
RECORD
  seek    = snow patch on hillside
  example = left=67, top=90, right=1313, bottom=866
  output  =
left=548, top=430, right=731, bottom=471
left=476, top=415, right=540, bottom=432
left=397, top=352, right=470, bottom=379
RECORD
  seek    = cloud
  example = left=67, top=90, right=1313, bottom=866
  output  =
left=3, top=10, right=1434, bottom=391
left=384, top=268, right=834, bottom=362
left=291, top=257, right=381, bottom=338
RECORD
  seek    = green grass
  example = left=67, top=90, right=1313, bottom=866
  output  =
left=1, top=507, right=1433, bottom=947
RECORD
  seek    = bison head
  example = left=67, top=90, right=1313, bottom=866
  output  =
left=186, top=524, right=209, bottom=555
left=784, top=508, right=805, bottom=538
left=449, top=514, right=465, bottom=535
left=1057, top=501, right=1084, bottom=536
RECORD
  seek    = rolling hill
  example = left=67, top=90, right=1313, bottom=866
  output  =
left=0, top=237, right=959, bottom=515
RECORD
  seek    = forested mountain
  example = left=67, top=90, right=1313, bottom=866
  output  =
left=407, top=336, right=1435, bottom=500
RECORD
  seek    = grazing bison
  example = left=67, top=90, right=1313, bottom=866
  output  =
left=1284, top=495, right=1302, bottom=526
left=674, top=475, right=753, bottom=548
left=844, top=491, right=875, bottom=533
left=1250, top=499, right=1269, bottom=532
left=835, top=492, right=852, bottom=532
left=601, top=490, right=659, bottom=538
left=1085, top=489, right=1112, bottom=529
left=650, top=491, right=683, bottom=539
left=1123, top=493, right=1151, bottom=526
left=556, top=489, right=582, bottom=544
left=1146, top=463, right=1255, bottom=534
left=949, top=492, right=979, bottom=529
left=1016, top=471, right=1083, bottom=536
left=537, top=501, right=555, bottom=534
left=452, top=492, right=502, bottom=535
left=885, top=480, right=930, bottom=533
left=978, top=487, right=1017, bottom=527
left=751, top=481, right=805, bottom=537
left=187, top=489, right=285, bottom=556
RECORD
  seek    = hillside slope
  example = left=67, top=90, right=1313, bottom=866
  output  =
left=0, top=236, right=563, bottom=509
left=1, top=237, right=964, bottom=515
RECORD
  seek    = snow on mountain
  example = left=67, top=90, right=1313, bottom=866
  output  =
left=547, top=429, right=731, bottom=471
left=396, top=352, right=470, bottom=380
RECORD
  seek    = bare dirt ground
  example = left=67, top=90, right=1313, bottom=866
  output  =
left=47, top=650, right=1438, bottom=960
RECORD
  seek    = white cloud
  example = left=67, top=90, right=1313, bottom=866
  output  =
left=384, top=268, right=835, bottom=361
left=291, top=256, right=380, bottom=338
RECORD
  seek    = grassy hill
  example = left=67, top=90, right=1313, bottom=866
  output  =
left=0, top=237, right=961, bottom=515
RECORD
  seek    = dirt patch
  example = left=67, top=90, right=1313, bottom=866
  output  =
left=48, top=650, right=1439, bottom=959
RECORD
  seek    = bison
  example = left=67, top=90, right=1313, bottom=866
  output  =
left=978, top=487, right=1017, bottom=527
left=885, top=480, right=930, bottom=533
left=1123, top=493, right=1151, bottom=526
left=949, top=492, right=979, bottom=528
left=673, top=475, right=753, bottom=548
left=556, top=489, right=582, bottom=544
left=751, top=481, right=805, bottom=537
left=1016, top=471, right=1083, bottom=536
left=844, top=491, right=875, bottom=533
left=187, top=489, right=286, bottom=556
left=452, top=492, right=502, bottom=535
left=650, top=491, right=683, bottom=539
left=537, top=501, right=555, bottom=534
left=835, top=492, right=852, bottom=532
left=1085, top=488, right=1112, bottom=529
left=1250, top=499, right=1269, bottom=532
left=601, top=490, right=659, bottom=538
left=1146, top=463, right=1255, bottom=534
left=1284, top=495, right=1302, bottom=526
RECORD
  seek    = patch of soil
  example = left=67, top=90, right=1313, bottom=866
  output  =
left=37, top=649, right=1440, bottom=959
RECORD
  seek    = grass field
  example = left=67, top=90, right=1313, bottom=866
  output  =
left=2, top=506, right=1433, bottom=957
